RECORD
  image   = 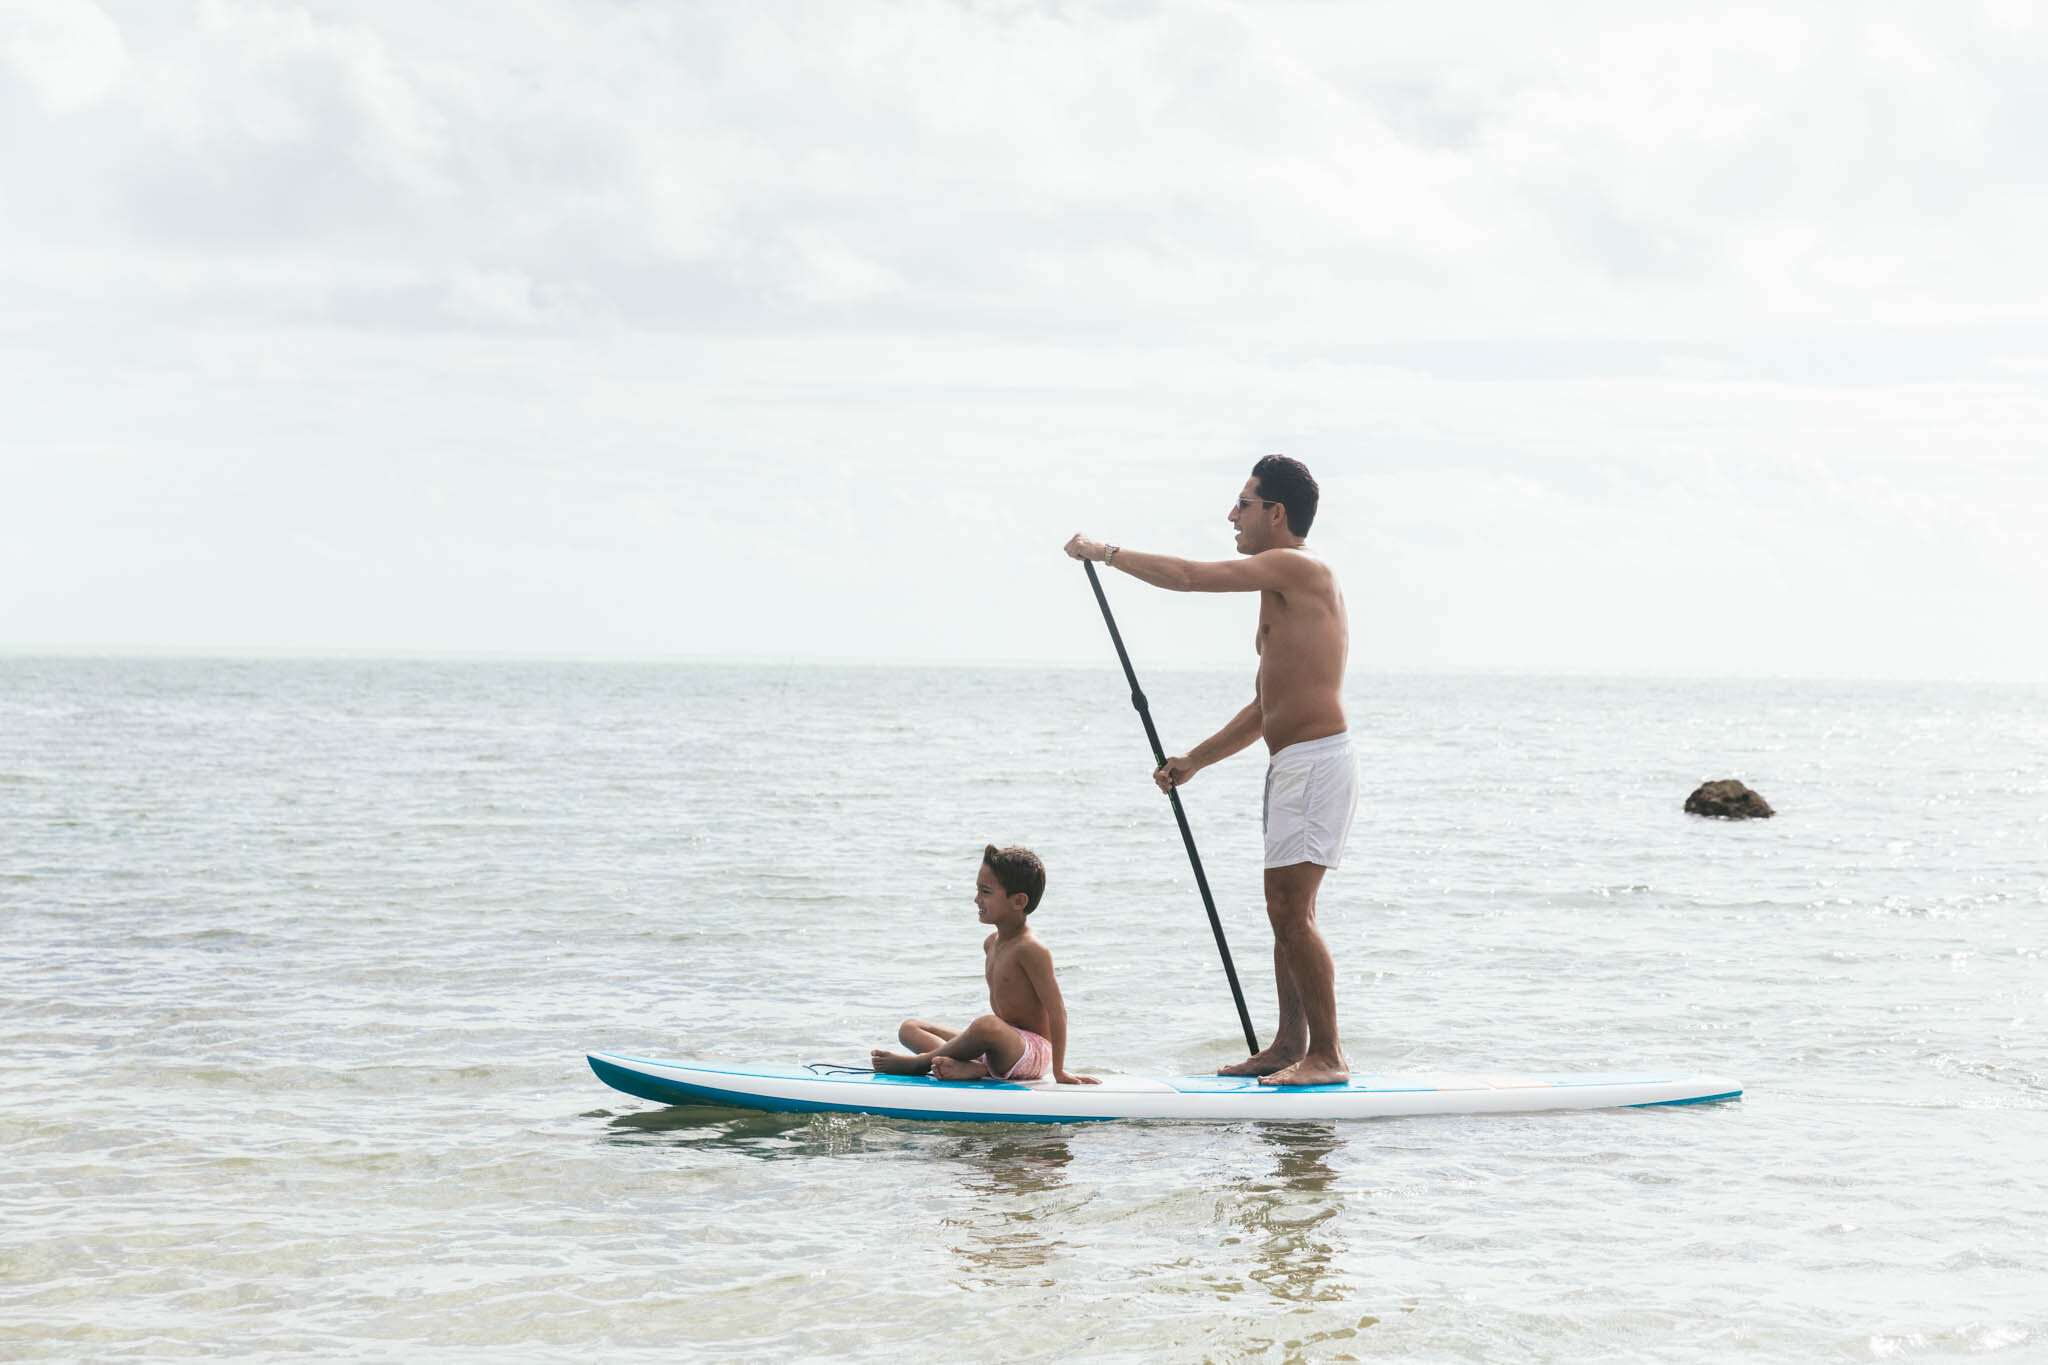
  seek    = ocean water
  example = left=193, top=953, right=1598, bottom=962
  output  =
left=2, top=657, right=2044, bottom=1362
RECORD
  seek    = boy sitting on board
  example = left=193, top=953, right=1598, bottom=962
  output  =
left=871, top=844, right=1100, bottom=1086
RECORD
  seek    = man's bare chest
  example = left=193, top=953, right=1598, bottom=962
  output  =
left=1255, top=590, right=1286, bottom=656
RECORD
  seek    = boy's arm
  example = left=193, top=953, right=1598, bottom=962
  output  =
left=1021, top=944, right=1099, bottom=1086
left=1064, top=536, right=1315, bottom=595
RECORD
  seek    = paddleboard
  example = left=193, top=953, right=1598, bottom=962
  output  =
left=588, top=1052, right=1741, bottom=1124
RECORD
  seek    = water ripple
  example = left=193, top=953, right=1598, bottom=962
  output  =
left=3, top=660, right=2045, bottom=1360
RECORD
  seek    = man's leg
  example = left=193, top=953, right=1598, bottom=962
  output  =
left=1258, top=862, right=1348, bottom=1087
left=1270, top=937, right=1308, bottom=1059
left=1217, top=942, right=1308, bottom=1075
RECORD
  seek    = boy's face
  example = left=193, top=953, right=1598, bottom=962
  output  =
left=975, top=865, right=1023, bottom=922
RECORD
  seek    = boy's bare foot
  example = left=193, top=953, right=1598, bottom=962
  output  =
left=1218, top=1047, right=1303, bottom=1077
left=870, top=1049, right=931, bottom=1075
left=1258, top=1056, right=1350, bottom=1087
left=930, top=1055, right=992, bottom=1081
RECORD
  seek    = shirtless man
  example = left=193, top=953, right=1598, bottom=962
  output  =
left=1063, top=455, right=1356, bottom=1087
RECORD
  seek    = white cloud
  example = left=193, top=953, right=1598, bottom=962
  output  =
left=2, top=2, right=2045, bottom=676
left=2, top=0, right=124, bottom=112
left=8, top=1, right=2047, bottom=337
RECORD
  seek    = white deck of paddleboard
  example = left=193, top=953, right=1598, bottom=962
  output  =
left=588, top=1053, right=1741, bottom=1123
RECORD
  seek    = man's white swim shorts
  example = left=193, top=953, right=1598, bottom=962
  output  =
left=1262, top=731, right=1358, bottom=870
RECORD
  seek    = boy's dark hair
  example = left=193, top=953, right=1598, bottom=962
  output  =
left=1251, top=454, right=1319, bottom=537
left=982, top=844, right=1046, bottom=914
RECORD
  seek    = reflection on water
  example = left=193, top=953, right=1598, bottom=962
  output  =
left=599, top=1102, right=796, bottom=1146
left=939, top=1131, right=1076, bottom=1283
left=1217, top=1123, right=1385, bottom=1357
left=599, top=1104, right=1079, bottom=1283
left=598, top=1102, right=890, bottom=1157
left=597, top=1104, right=1358, bottom=1307
left=1240, top=1123, right=1351, bottom=1304
left=943, top=1131, right=1075, bottom=1200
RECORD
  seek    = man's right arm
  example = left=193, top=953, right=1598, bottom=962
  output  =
left=1065, top=534, right=1309, bottom=595
left=1156, top=698, right=1262, bottom=790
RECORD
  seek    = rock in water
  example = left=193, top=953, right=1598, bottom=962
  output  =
left=1685, top=780, right=1774, bottom=819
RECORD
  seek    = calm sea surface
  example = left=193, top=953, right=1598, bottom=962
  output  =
left=3, top=658, right=2044, bottom=1361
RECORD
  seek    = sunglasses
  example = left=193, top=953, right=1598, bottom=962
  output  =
left=1235, top=496, right=1278, bottom=511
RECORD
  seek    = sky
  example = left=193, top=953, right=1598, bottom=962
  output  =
left=4, top=0, right=2046, bottom=677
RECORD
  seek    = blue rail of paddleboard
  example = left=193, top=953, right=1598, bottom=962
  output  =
left=1631, top=1089, right=1743, bottom=1106
left=587, top=1056, right=1743, bottom=1121
left=586, top=1055, right=1105, bottom=1124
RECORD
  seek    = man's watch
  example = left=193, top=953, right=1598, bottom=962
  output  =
left=1104, top=544, right=1120, bottom=564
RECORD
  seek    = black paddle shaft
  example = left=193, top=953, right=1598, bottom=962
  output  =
left=1082, top=560, right=1261, bottom=1057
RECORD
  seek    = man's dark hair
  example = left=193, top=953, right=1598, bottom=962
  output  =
left=982, top=844, right=1046, bottom=914
left=1251, top=454, right=1319, bottom=537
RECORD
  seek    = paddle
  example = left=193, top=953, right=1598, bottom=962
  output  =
left=1081, top=560, right=1261, bottom=1056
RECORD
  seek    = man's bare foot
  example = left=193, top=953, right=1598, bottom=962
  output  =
left=1258, top=1056, right=1350, bottom=1087
left=870, top=1049, right=931, bottom=1075
left=1218, top=1048, right=1304, bottom=1077
left=931, top=1055, right=992, bottom=1081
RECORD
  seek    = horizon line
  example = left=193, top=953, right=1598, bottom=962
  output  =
left=1, top=645, right=2041, bottom=687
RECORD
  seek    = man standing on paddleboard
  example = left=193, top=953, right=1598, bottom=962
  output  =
left=1064, top=455, right=1356, bottom=1087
